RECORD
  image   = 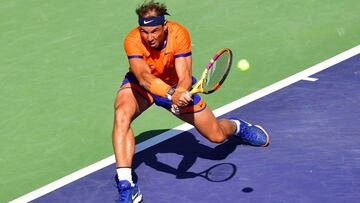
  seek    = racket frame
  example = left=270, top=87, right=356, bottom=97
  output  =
left=189, top=48, right=233, bottom=96
left=171, top=48, right=233, bottom=114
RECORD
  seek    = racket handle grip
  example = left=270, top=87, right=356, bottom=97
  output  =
left=187, top=91, right=192, bottom=97
left=170, top=91, right=192, bottom=114
left=188, top=90, right=195, bottom=97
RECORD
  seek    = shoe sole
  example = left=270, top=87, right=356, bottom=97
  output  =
left=133, top=194, right=143, bottom=203
left=254, top=125, right=270, bottom=147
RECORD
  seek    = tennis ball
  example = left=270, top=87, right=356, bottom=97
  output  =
left=237, top=59, right=250, bottom=71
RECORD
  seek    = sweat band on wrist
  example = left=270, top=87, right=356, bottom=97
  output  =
left=149, top=78, right=171, bottom=97
left=138, top=15, right=165, bottom=26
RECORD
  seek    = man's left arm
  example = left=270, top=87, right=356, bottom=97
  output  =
left=171, top=55, right=193, bottom=106
left=171, top=24, right=193, bottom=107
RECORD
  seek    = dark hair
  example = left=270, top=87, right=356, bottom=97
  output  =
left=136, top=0, right=170, bottom=18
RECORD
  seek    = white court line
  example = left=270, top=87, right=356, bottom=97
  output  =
left=9, top=44, right=360, bottom=203
left=302, top=77, right=319, bottom=82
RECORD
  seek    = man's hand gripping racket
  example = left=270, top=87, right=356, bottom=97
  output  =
left=171, top=48, right=233, bottom=114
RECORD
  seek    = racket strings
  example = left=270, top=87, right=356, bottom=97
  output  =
left=203, top=51, right=231, bottom=92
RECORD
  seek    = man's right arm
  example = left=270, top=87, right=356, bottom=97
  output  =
left=128, top=58, right=153, bottom=89
left=128, top=58, right=172, bottom=98
left=124, top=33, right=172, bottom=98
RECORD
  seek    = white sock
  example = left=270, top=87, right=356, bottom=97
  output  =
left=232, top=119, right=241, bottom=135
left=117, top=167, right=134, bottom=186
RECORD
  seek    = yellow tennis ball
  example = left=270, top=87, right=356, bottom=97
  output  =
left=237, top=59, right=250, bottom=71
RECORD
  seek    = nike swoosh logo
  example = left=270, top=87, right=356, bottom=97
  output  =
left=143, top=20, right=154, bottom=24
left=132, top=191, right=140, bottom=199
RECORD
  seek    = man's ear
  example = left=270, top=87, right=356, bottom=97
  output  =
left=163, top=20, right=168, bottom=31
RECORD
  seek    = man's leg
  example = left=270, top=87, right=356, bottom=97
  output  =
left=113, top=88, right=149, bottom=168
left=177, top=106, right=236, bottom=143
left=177, top=106, right=269, bottom=146
left=112, top=88, right=150, bottom=203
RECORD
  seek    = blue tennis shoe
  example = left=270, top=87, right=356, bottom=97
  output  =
left=117, top=180, right=143, bottom=203
left=231, top=118, right=270, bottom=147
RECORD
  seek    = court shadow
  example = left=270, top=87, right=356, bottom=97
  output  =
left=135, top=129, right=171, bottom=144
left=132, top=130, right=243, bottom=181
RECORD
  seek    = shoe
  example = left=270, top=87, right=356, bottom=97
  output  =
left=230, top=118, right=270, bottom=147
left=116, top=180, right=143, bottom=203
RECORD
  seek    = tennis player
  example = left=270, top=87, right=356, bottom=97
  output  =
left=113, top=1, right=269, bottom=202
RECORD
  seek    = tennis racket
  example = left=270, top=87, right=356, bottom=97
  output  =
left=196, top=163, right=237, bottom=182
left=172, top=48, right=233, bottom=113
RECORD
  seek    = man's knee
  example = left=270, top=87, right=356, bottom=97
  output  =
left=206, top=130, right=227, bottom=143
left=114, top=106, right=132, bottom=128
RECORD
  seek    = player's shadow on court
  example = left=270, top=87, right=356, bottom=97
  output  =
left=133, top=130, right=244, bottom=181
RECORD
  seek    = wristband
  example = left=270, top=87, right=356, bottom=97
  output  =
left=149, top=78, right=171, bottom=97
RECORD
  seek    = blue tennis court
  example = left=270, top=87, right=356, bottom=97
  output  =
left=22, top=51, right=360, bottom=202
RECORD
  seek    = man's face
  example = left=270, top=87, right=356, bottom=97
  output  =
left=139, top=24, right=166, bottom=49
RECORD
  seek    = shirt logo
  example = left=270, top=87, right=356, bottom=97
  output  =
left=143, top=20, right=154, bottom=24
